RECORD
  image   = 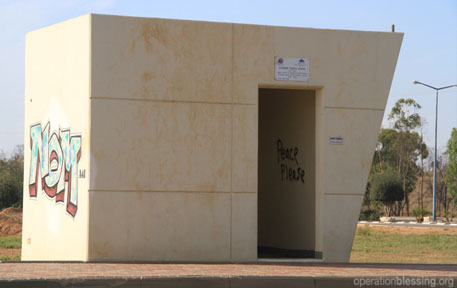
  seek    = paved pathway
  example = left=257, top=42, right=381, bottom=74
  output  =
left=0, top=262, right=456, bottom=287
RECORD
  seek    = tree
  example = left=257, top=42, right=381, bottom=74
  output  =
left=417, top=118, right=428, bottom=215
left=386, top=98, right=426, bottom=216
left=425, top=150, right=451, bottom=216
left=389, top=98, right=422, bottom=132
left=445, top=128, right=457, bottom=208
left=365, top=98, right=427, bottom=216
left=0, top=145, right=23, bottom=209
left=371, top=128, right=426, bottom=215
left=370, top=168, right=404, bottom=216
left=0, top=170, right=20, bottom=209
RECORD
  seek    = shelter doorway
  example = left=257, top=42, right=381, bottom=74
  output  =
left=258, top=88, right=316, bottom=258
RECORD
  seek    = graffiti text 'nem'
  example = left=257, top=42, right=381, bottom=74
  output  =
left=29, top=122, right=82, bottom=217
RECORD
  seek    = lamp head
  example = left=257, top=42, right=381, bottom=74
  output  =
left=412, top=80, right=419, bottom=85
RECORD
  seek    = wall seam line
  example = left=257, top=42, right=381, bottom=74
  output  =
left=90, top=96, right=255, bottom=106
left=324, top=106, right=384, bottom=111
left=229, top=22, right=234, bottom=261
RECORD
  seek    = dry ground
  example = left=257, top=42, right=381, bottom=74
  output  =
left=2, top=209, right=457, bottom=263
left=358, top=224, right=457, bottom=235
left=0, top=207, right=22, bottom=261
left=0, top=207, right=22, bottom=237
left=350, top=224, right=457, bottom=264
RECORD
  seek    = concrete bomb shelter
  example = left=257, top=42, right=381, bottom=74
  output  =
left=22, top=14, right=402, bottom=262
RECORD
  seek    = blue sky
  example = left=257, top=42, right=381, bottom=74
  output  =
left=1, top=0, right=456, bottom=155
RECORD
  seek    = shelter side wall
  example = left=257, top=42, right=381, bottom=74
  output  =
left=88, top=15, right=256, bottom=261
left=21, top=15, right=91, bottom=261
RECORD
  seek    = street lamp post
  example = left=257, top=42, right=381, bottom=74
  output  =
left=412, top=81, right=457, bottom=222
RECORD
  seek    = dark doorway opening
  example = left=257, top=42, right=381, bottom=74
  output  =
left=257, top=88, right=317, bottom=258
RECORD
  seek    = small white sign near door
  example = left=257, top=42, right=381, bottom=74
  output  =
left=274, top=57, right=310, bottom=82
left=329, top=136, right=344, bottom=145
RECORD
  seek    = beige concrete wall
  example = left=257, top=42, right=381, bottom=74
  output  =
left=22, top=15, right=91, bottom=261
left=258, top=89, right=315, bottom=252
left=88, top=14, right=257, bottom=262
left=231, top=23, right=402, bottom=261
left=23, top=14, right=402, bottom=262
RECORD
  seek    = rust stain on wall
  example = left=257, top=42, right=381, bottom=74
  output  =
left=94, top=241, right=112, bottom=257
left=141, top=21, right=168, bottom=53
left=337, top=43, right=343, bottom=55
left=139, top=72, right=155, bottom=98
left=142, top=72, right=154, bottom=83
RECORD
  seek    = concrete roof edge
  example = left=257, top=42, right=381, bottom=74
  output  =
left=89, top=13, right=403, bottom=36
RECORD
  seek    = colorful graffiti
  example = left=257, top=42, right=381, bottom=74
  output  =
left=29, top=122, right=82, bottom=217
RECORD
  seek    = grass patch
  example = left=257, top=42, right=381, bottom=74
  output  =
left=351, top=226, right=457, bottom=264
left=356, top=225, right=371, bottom=236
left=0, top=254, right=20, bottom=261
left=0, top=236, right=21, bottom=249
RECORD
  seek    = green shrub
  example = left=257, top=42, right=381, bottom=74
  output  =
left=443, top=210, right=455, bottom=223
left=0, top=146, right=23, bottom=209
left=412, top=208, right=431, bottom=223
left=359, top=209, right=382, bottom=221
left=0, top=171, right=20, bottom=210
left=370, top=168, right=404, bottom=216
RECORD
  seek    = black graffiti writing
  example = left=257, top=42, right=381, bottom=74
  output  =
left=277, top=139, right=299, bottom=165
left=281, top=164, right=305, bottom=183
left=277, top=139, right=305, bottom=183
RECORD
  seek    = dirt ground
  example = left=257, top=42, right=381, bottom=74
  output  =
left=0, top=207, right=22, bottom=261
left=0, top=248, right=20, bottom=258
left=0, top=207, right=22, bottom=237
left=357, top=224, right=457, bottom=235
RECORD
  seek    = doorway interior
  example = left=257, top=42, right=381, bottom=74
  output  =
left=257, top=88, right=316, bottom=258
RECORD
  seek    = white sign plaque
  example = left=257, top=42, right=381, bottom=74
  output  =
left=329, top=136, right=344, bottom=145
left=274, top=57, right=310, bottom=81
